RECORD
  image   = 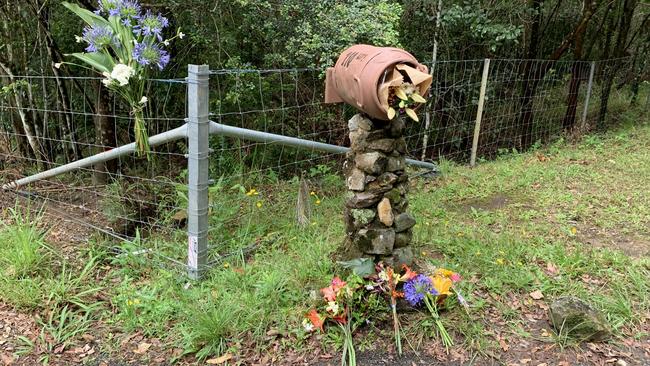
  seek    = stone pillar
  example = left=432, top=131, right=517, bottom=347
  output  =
left=344, top=114, right=415, bottom=267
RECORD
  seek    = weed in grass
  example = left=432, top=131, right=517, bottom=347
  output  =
left=180, top=293, right=242, bottom=360
left=0, top=207, right=48, bottom=278
left=0, top=277, right=44, bottom=309
left=112, top=269, right=184, bottom=337
left=37, top=304, right=94, bottom=359
left=45, top=256, right=104, bottom=312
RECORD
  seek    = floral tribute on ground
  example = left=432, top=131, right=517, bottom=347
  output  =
left=304, top=263, right=467, bottom=366
left=61, top=0, right=183, bottom=158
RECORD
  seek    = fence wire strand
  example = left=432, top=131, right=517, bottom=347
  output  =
left=0, top=57, right=634, bottom=274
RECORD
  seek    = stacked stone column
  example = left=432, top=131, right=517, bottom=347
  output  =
left=344, top=114, right=415, bottom=267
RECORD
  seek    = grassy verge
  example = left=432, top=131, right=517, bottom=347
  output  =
left=1, top=92, right=648, bottom=363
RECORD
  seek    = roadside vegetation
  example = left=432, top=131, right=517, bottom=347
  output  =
left=1, top=91, right=648, bottom=364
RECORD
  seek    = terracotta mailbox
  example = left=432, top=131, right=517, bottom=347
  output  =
left=325, top=44, right=432, bottom=120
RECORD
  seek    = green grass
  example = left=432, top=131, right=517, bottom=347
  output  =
left=1, top=91, right=648, bottom=361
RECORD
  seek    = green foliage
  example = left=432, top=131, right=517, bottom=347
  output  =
left=0, top=207, right=47, bottom=278
left=284, top=0, right=403, bottom=68
left=441, top=1, right=523, bottom=53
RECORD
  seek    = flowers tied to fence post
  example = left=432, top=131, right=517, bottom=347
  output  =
left=62, top=0, right=183, bottom=158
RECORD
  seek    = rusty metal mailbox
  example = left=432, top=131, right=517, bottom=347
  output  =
left=325, top=44, right=432, bottom=120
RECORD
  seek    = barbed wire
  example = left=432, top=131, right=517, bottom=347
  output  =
left=0, top=57, right=636, bottom=274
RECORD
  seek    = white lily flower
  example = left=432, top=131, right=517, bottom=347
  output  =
left=75, top=36, right=83, bottom=43
left=179, top=32, right=185, bottom=39
left=163, top=40, right=170, bottom=46
left=301, top=319, right=314, bottom=332
left=325, top=301, right=339, bottom=314
left=54, top=63, right=62, bottom=69
left=139, top=96, right=148, bottom=105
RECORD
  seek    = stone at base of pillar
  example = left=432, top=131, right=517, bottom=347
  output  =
left=343, top=114, right=415, bottom=267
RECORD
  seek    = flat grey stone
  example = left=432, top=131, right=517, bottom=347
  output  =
left=394, top=213, right=416, bottom=232
left=346, top=168, right=366, bottom=191
left=358, top=228, right=395, bottom=255
left=368, top=138, right=395, bottom=153
left=350, top=208, right=376, bottom=227
left=386, top=156, right=406, bottom=172
left=355, top=152, right=387, bottom=175
left=346, top=191, right=382, bottom=208
left=549, top=297, right=611, bottom=342
left=394, top=230, right=413, bottom=248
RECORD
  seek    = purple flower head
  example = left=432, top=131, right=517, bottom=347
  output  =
left=82, top=26, right=118, bottom=53
left=404, top=275, right=438, bottom=307
left=119, top=0, right=141, bottom=25
left=135, top=10, right=169, bottom=41
left=133, top=42, right=170, bottom=71
left=96, top=0, right=122, bottom=16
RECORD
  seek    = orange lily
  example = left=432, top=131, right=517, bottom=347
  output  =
left=307, top=309, right=324, bottom=332
left=400, top=265, right=418, bottom=281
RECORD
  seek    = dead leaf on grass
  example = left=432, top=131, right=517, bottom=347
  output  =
left=133, top=342, right=152, bottom=354
left=53, top=343, right=66, bottom=354
left=546, top=262, right=558, bottom=275
left=206, top=353, right=233, bottom=364
left=1, top=353, right=15, bottom=365
left=529, top=290, right=544, bottom=300
left=498, top=337, right=509, bottom=352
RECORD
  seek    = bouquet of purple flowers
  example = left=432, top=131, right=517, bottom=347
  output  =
left=62, top=0, right=183, bottom=158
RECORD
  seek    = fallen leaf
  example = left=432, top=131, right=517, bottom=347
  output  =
left=207, top=353, right=233, bottom=364
left=1, top=353, right=14, bottom=365
left=546, top=262, right=558, bottom=275
left=81, top=334, right=95, bottom=342
left=498, top=337, right=509, bottom=352
left=529, top=290, right=544, bottom=300
left=133, top=342, right=152, bottom=354
left=53, top=343, right=66, bottom=354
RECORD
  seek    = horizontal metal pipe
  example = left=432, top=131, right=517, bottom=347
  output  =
left=2, top=124, right=188, bottom=190
left=209, top=121, right=438, bottom=171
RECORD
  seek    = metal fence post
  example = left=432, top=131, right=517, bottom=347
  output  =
left=470, top=58, right=490, bottom=167
left=187, top=64, right=210, bottom=280
left=581, top=61, right=596, bottom=127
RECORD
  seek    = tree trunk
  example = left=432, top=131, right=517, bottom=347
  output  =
left=0, top=61, right=47, bottom=168
left=561, top=0, right=594, bottom=131
left=518, top=0, right=542, bottom=148
left=420, top=0, right=442, bottom=161
left=518, top=0, right=597, bottom=148
left=597, top=0, right=636, bottom=128
left=93, top=83, right=118, bottom=184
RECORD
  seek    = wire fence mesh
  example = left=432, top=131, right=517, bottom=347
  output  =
left=0, top=57, right=636, bottom=275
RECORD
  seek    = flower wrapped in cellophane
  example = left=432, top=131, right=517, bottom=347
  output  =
left=62, top=0, right=183, bottom=158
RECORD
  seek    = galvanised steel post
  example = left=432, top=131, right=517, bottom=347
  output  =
left=186, top=64, right=210, bottom=280
left=581, top=61, right=596, bottom=126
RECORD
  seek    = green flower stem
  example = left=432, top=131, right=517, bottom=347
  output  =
left=339, top=313, right=356, bottom=366
left=132, top=106, right=151, bottom=159
left=391, top=299, right=402, bottom=356
left=423, top=295, right=453, bottom=352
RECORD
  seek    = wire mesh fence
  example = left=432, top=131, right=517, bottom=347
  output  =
left=0, top=57, right=636, bottom=277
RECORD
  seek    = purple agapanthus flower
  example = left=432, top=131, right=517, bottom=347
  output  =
left=134, top=10, right=169, bottom=41
left=119, top=0, right=141, bottom=25
left=82, top=26, right=118, bottom=52
left=404, top=275, right=438, bottom=307
left=133, top=42, right=170, bottom=70
left=95, top=0, right=122, bottom=16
